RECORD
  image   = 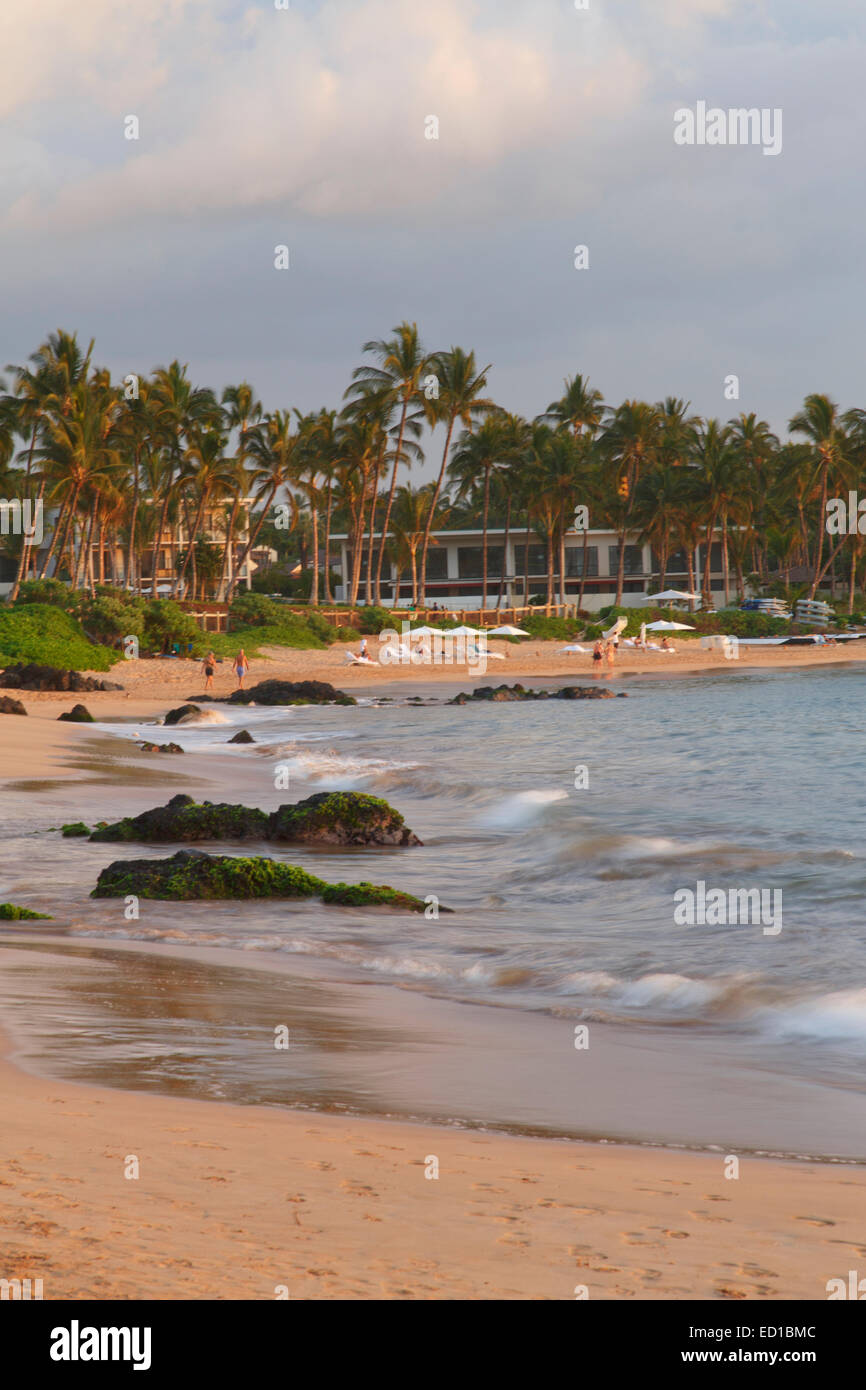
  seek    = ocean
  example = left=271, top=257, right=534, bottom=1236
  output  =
left=1, top=663, right=865, bottom=1159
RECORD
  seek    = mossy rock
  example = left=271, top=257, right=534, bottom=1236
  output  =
left=321, top=881, right=444, bottom=911
left=90, top=791, right=421, bottom=847
left=62, top=822, right=90, bottom=837
left=91, top=849, right=432, bottom=911
left=215, top=679, right=356, bottom=707
left=58, top=704, right=94, bottom=722
left=90, top=793, right=270, bottom=843
left=0, top=696, right=27, bottom=716
left=0, top=903, right=52, bottom=920
left=269, top=792, right=421, bottom=846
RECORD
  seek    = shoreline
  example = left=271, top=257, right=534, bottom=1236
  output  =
left=1, top=1019, right=864, bottom=1300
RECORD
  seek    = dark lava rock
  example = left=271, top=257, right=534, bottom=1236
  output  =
left=164, top=703, right=201, bottom=725
left=90, top=848, right=430, bottom=911
left=90, top=791, right=421, bottom=847
left=228, top=729, right=255, bottom=743
left=0, top=663, right=123, bottom=693
left=269, top=792, right=422, bottom=847
left=0, top=696, right=27, bottom=715
left=91, top=792, right=270, bottom=843
left=139, top=741, right=185, bottom=754
left=187, top=679, right=355, bottom=707
left=58, top=704, right=94, bottom=722
left=449, top=683, right=620, bottom=704
left=62, top=822, right=90, bottom=837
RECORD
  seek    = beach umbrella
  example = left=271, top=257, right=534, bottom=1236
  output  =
left=645, top=589, right=698, bottom=602
left=449, top=624, right=482, bottom=636
left=408, top=626, right=443, bottom=638
left=486, top=624, right=530, bottom=636
left=560, top=644, right=589, bottom=653
left=645, top=620, right=695, bottom=631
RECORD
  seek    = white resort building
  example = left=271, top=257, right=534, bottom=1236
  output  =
left=331, top=526, right=738, bottom=611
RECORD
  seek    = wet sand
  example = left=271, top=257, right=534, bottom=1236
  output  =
left=2, top=1018, right=864, bottom=1300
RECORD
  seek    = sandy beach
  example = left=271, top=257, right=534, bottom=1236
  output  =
left=5, top=634, right=866, bottom=723
left=2, top=645, right=866, bottom=1302
left=2, top=1030, right=864, bottom=1301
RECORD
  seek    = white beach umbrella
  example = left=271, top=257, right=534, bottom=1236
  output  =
left=560, top=644, right=589, bottom=653
left=409, top=625, right=443, bottom=638
left=449, top=624, right=482, bottom=636
left=645, top=620, right=695, bottom=631
left=486, top=624, right=530, bottom=636
left=645, top=589, right=698, bottom=602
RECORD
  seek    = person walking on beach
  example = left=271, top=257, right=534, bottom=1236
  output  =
left=606, top=640, right=616, bottom=670
left=592, top=640, right=604, bottom=675
left=233, top=648, right=249, bottom=689
left=202, top=650, right=216, bottom=691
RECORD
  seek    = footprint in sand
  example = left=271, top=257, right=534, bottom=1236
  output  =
left=796, top=1215, right=836, bottom=1227
left=306, top=1160, right=335, bottom=1171
left=339, top=1180, right=378, bottom=1198
left=687, top=1210, right=732, bottom=1224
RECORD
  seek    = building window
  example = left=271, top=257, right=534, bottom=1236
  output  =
left=457, top=546, right=504, bottom=580
left=699, top=543, right=723, bottom=573
left=565, top=545, right=598, bottom=577
left=653, top=548, right=689, bottom=573
left=517, top=543, right=547, bottom=576
left=608, top=544, right=643, bottom=576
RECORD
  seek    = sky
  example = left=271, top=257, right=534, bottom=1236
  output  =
left=1, top=0, right=865, bottom=478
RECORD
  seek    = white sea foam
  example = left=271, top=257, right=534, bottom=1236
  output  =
left=480, top=789, right=569, bottom=829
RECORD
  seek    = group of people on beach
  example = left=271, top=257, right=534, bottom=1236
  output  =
left=201, top=650, right=249, bottom=691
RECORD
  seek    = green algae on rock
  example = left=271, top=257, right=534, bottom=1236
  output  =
left=0, top=903, right=52, bottom=919
left=90, top=791, right=421, bottom=847
left=269, top=792, right=421, bottom=846
left=91, top=849, right=432, bottom=912
left=61, top=822, right=90, bottom=837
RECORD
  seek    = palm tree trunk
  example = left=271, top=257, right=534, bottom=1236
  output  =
left=374, top=399, right=410, bottom=602
left=419, top=414, right=457, bottom=603
left=481, top=464, right=491, bottom=614
left=323, top=479, right=334, bottom=605
left=309, top=491, right=320, bottom=607
left=227, top=488, right=280, bottom=602
left=809, top=461, right=829, bottom=599
left=40, top=487, right=76, bottom=579
left=125, top=446, right=140, bottom=590
left=496, top=496, right=512, bottom=610
left=577, top=526, right=589, bottom=612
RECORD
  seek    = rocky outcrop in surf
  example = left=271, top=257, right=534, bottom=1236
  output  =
left=91, top=848, right=435, bottom=911
left=449, top=683, right=626, bottom=704
left=89, top=791, right=422, bottom=847
left=187, top=679, right=356, bottom=707
left=0, top=663, right=123, bottom=693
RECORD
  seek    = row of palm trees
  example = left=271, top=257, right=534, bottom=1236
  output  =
left=0, top=325, right=862, bottom=610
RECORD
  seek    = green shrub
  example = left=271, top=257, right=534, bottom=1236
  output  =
left=357, top=605, right=392, bottom=634
left=141, top=599, right=200, bottom=652
left=522, top=614, right=576, bottom=641
left=0, top=604, right=119, bottom=669
left=79, top=595, right=144, bottom=645
left=229, top=593, right=284, bottom=628
left=14, top=578, right=70, bottom=607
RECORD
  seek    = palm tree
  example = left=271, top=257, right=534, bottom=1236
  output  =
left=227, top=411, right=300, bottom=602
left=388, top=483, right=439, bottom=605
left=789, top=394, right=849, bottom=599
left=601, top=401, right=664, bottom=604
left=418, top=347, right=493, bottom=603
left=346, top=323, right=428, bottom=604
left=447, top=412, right=513, bottom=608
left=217, top=383, right=262, bottom=600
left=543, top=373, right=605, bottom=438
